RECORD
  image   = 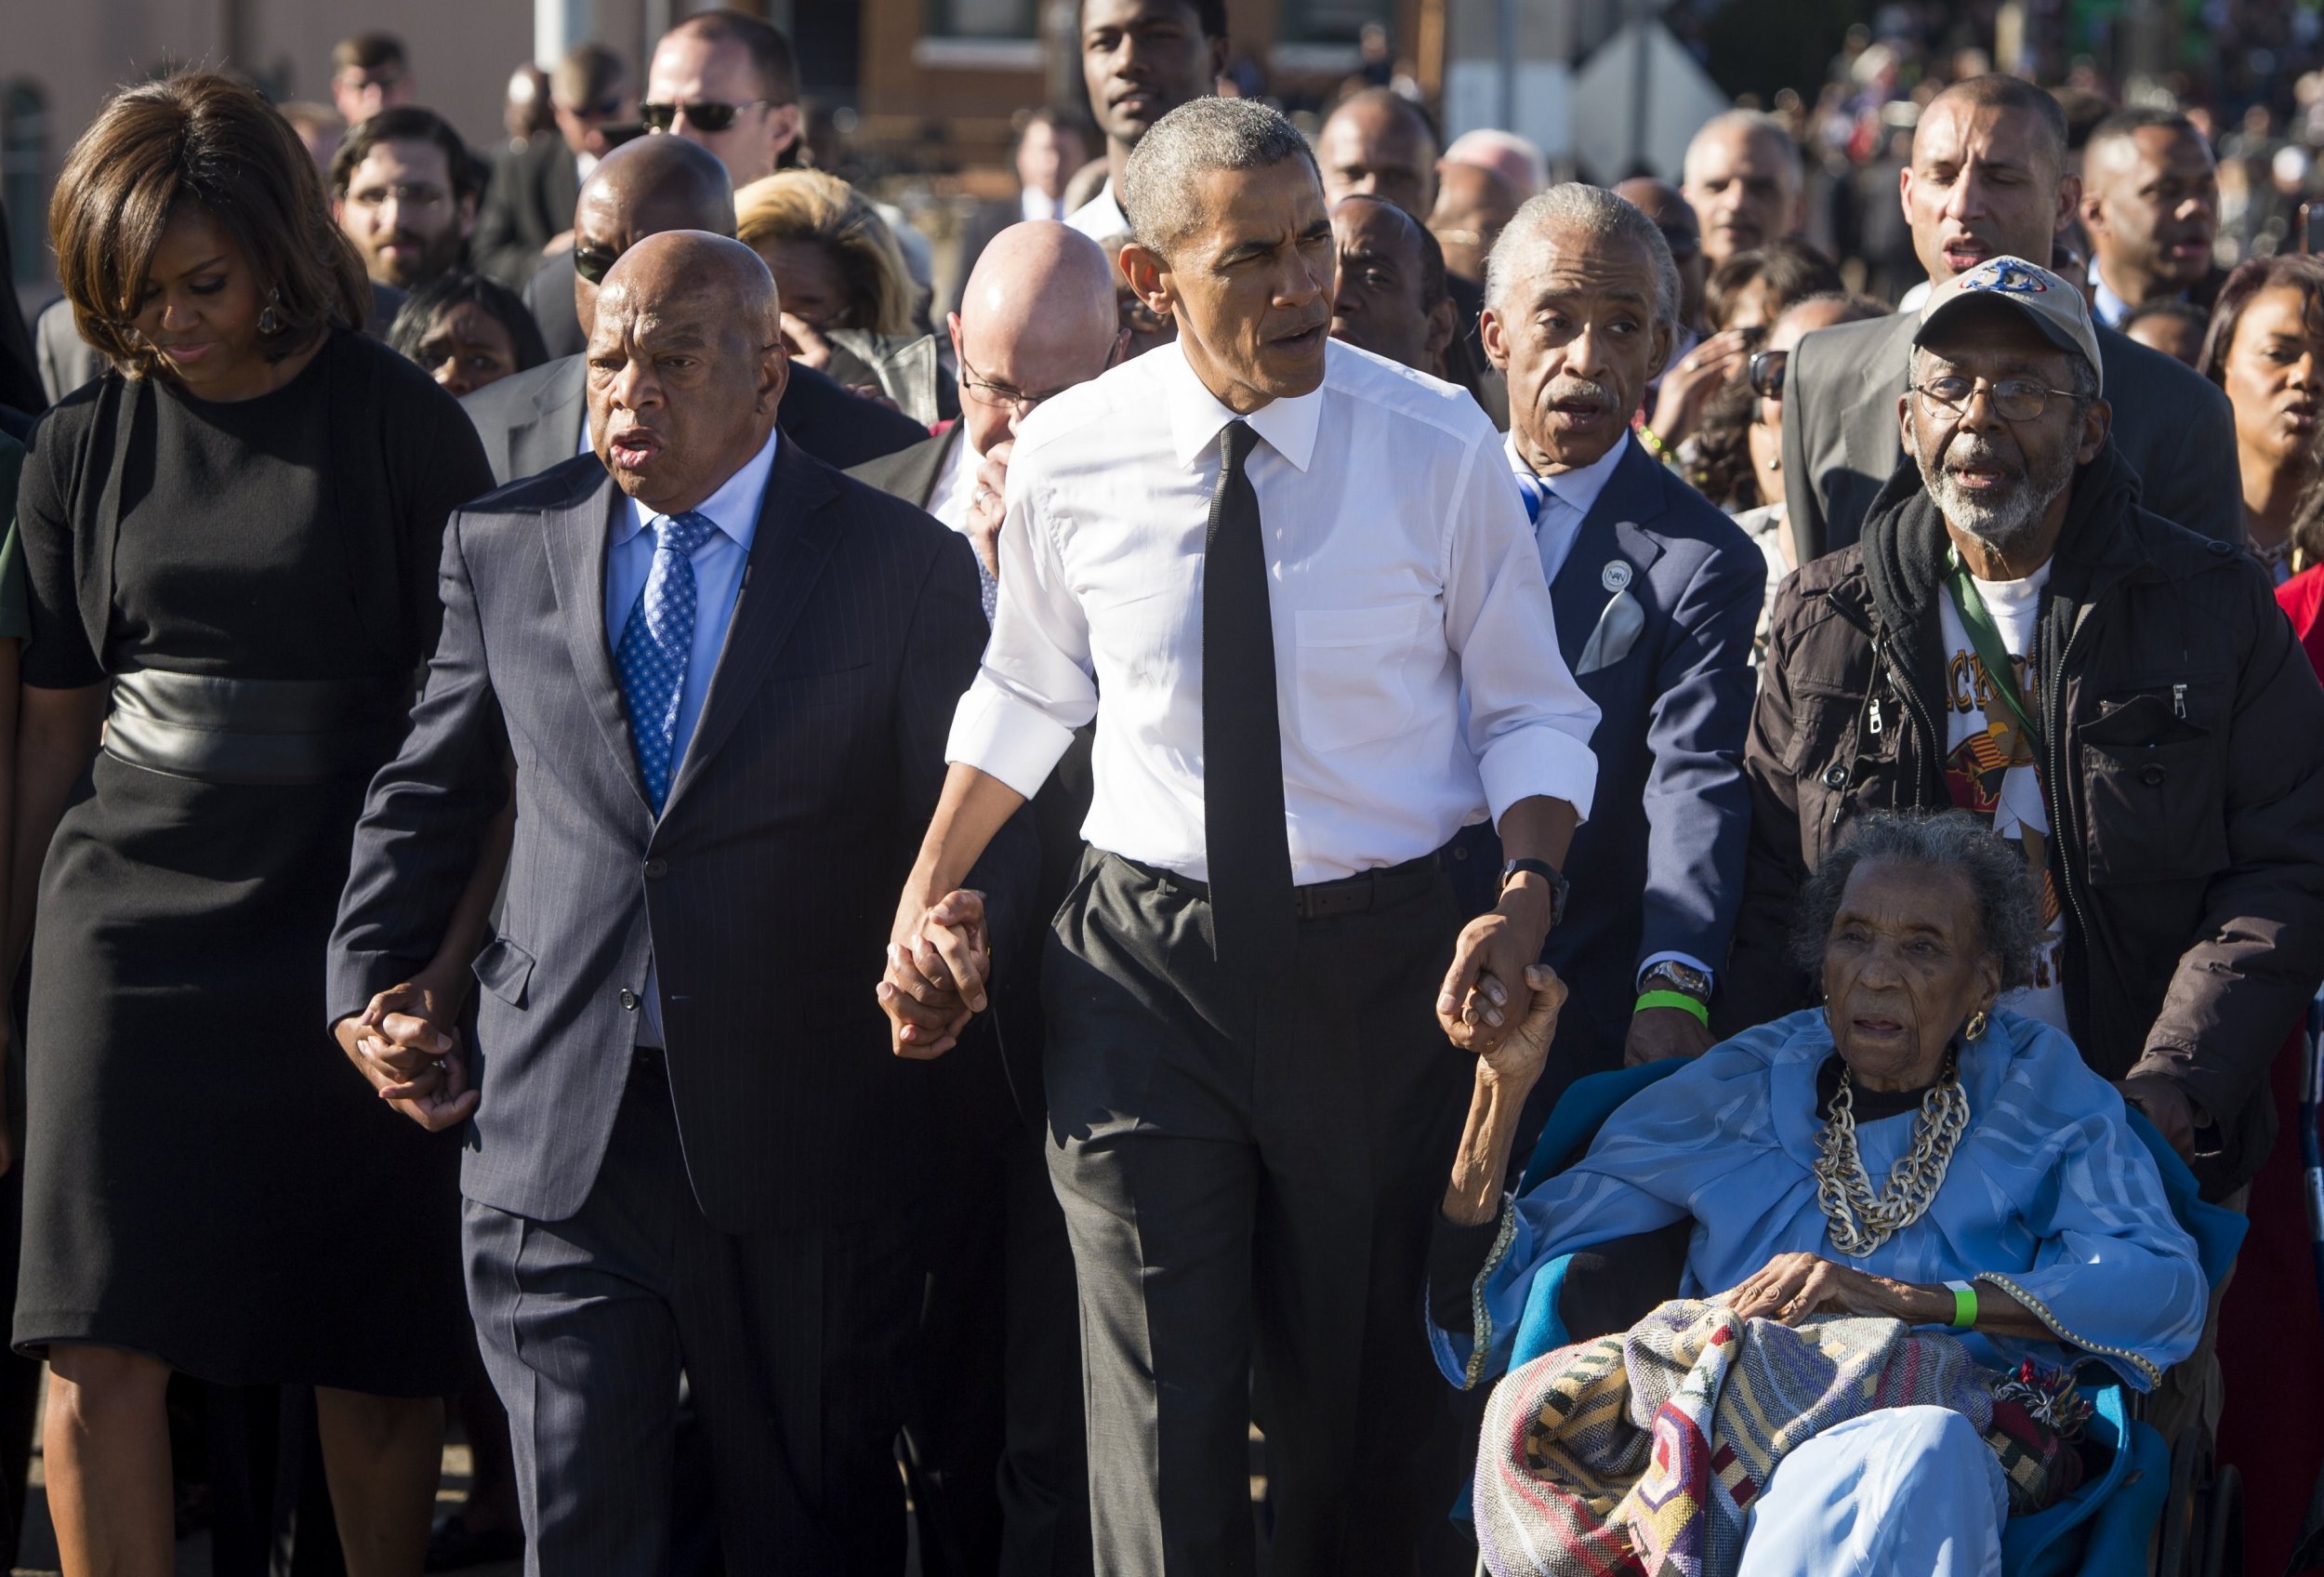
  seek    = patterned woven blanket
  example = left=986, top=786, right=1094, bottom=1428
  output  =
left=1472, top=1299, right=2020, bottom=1577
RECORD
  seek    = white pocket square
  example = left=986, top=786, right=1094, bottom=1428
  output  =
left=1576, top=590, right=1644, bottom=675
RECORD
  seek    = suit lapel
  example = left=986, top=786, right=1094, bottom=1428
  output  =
left=660, top=438, right=843, bottom=815
left=541, top=471, right=653, bottom=811
left=1549, top=438, right=1666, bottom=669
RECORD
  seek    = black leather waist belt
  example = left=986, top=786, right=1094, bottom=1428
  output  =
left=103, top=670, right=408, bottom=786
left=1118, top=849, right=1442, bottom=921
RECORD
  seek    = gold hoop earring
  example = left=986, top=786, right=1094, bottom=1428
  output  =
left=1964, top=1009, right=1988, bottom=1043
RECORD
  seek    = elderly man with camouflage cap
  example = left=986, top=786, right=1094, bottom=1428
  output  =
left=1730, top=255, right=2324, bottom=1436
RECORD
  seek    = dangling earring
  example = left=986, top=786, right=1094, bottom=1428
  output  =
left=1963, top=1009, right=1988, bottom=1043
left=257, top=289, right=283, bottom=336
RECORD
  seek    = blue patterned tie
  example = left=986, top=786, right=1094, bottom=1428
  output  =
left=615, top=509, right=718, bottom=812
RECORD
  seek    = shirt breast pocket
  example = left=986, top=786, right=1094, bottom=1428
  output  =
left=1294, top=604, right=1425, bottom=754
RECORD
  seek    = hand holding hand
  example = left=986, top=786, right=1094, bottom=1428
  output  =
left=1436, top=881, right=1554, bottom=1054
left=334, top=978, right=478, bottom=1132
left=1624, top=1005, right=1713, bottom=1067
left=878, top=888, right=992, bottom=1060
left=1474, top=963, right=1566, bottom=1093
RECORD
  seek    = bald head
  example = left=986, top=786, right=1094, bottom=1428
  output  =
left=572, top=135, right=738, bottom=337
left=1681, top=111, right=1803, bottom=268
left=588, top=231, right=786, bottom=513
left=952, top=220, right=1121, bottom=457
left=1317, top=88, right=1438, bottom=218
left=1429, top=157, right=1522, bottom=283
left=1442, top=128, right=1546, bottom=198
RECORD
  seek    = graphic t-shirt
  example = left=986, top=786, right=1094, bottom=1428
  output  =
left=1936, top=558, right=2068, bottom=1031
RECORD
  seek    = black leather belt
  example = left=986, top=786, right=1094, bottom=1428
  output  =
left=1120, top=850, right=1441, bottom=921
left=102, top=670, right=408, bottom=785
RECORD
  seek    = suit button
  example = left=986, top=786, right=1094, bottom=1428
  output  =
left=643, top=857, right=668, bottom=880
left=1451, top=844, right=1470, bottom=861
left=1822, top=763, right=1849, bottom=788
left=2141, top=763, right=2167, bottom=787
left=619, top=987, right=639, bottom=1011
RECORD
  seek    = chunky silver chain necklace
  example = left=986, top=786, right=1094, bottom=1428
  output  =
left=1812, top=1053, right=1972, bottom=1258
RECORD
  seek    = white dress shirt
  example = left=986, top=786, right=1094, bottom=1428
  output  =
left=1065, top=180, right=1129, bottom=240
left=604, top=429, right=778, bottom=1040
left=947, top=338, right=1601, bottom=884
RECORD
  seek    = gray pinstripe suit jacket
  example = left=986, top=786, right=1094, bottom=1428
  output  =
left=329, top=437, right=1031, bottom=1232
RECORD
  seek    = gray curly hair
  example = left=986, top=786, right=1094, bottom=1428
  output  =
left=1788, top=811, right=2042, bottom=991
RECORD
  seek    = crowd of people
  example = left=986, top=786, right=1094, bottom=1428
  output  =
left=0, top=3, right=2320, bottom=1577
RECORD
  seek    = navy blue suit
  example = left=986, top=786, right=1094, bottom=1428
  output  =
left=1451, top=437, right=1763, bottom=1101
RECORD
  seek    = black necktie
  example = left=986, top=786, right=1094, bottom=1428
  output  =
left=1202, top=420, right=1295, bottom=987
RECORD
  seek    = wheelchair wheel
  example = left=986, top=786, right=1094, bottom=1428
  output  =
left=2199, top=1463, right=2243, bottom=1577
left=2158, top=1428, right=2212, bottom=1576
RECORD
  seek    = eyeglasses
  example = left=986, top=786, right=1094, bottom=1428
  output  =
left=640, top=99, right=776, bottom=133
left=574, top=244, right=623, bottom=285
left=1909, top=373, right=2080, bottom=424
left=346, top=182, right=449, bottom=212
left=562, top=97, right=627, bottom=121
left=958, top=354, right=1079, bottom=413
left=1748, top=348, right=1788, bottom=401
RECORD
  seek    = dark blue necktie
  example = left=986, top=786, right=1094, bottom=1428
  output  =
left=615, top=510, right=718, bottom=812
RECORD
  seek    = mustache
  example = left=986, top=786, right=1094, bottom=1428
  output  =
left=1545, top=378, right=1615, bottom=406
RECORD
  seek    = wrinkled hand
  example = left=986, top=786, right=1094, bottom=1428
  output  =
left=1716, top=1252, right=1938, bottom=1326
left=1624, top=1005, right=1713, bottom=1067
left=966, top=440, right=1012, bottom=581
left=1436, top=884, right=1553, bottom=1054
left=1646, top=327, right=1751, bottom=447
left=333, top=978, right=478, bottom=1132
left=879, top=889, right=992, bottom=1060
left=781, top=311, right=834, bottom=371
left=2118, top=1073, right=2203, bottom=1160
left=1474, top=963, right=1566, bottom=1093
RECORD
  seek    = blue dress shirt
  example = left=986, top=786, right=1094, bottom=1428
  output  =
left=604, top=427, right=778, bottom=1040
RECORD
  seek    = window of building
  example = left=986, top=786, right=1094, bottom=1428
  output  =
left=2, top=82, right=46, bottom=285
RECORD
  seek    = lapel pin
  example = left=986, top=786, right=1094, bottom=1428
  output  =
left=1601, top=560, right=1633, bottom=593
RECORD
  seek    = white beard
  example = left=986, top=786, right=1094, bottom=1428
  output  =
left=1908, top=422, right=2075, bottom=557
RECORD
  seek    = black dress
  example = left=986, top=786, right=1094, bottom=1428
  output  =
left=13, top=331, right=493, bottom=1394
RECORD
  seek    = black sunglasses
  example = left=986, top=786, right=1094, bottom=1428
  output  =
left=1747, top=348, right=1789, bottom=401
left=640, top=98, right=775, bottom=133
left=574, top=244, right=622, bottom=285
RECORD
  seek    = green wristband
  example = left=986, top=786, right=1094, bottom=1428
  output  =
left=1635, top=989, right=1709, bottom=1027
left=1945, top=1279, right=1978, bottom=1330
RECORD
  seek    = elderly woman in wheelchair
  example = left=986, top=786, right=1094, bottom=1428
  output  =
left=1432, top=812, right=2210, bottom=1576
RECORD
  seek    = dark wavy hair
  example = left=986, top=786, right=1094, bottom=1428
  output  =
left=1705, top=236, right=1843, bottom=333
left=387, top=270, right=549, bottom=375
left=51, top=72, right=369, bottom=378
left=1788, top=811, right=2042, bottom=992
left=2197, top=253, right=2324, bottom=387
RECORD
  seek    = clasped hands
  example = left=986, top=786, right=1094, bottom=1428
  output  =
left=333, top=973, right=477, bottom=1132
left=879, top=888, right=993, bottom=1058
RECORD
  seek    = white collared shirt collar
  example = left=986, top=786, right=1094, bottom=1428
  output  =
left=1504, top=427, right=1630, bottom=517
left=1160, top=340, right=1322, bottom=473
left=616, top=429, right=781, bottom=551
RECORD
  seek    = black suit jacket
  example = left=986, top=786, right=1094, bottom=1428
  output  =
left=843, top=428, right=959, bottom=510
left=329, top=441, right=1035, bottom=1229
left=460, top=353, right=933, bottom=486
left=1782, top=308, right=2243, bottom=563
left=472, top=134, right=581, bottom=290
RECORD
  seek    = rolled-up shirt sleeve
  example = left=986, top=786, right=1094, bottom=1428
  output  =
left=1442, top=445, right=1600, bottom=825
left=944, top=467, right=1095, bottom=800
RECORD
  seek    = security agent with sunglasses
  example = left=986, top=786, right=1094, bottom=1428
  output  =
left=844, top=218, right=1119, bottom=1576
left=472, top=133, right=925, bottom=483
left=1448, top=183, right=1763, bottom=1103
left=643, top=8, right=802, bottom=190
left=469, top=42, right=635, bottom=291
left=1732, top=259, right=2324, bottom=1300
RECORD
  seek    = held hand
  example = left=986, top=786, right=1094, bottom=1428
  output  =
left=878, top=889, right=993, bottom=1060
left=780, top=311, right=834, bottom=371
left=2118, top=1073, right=2202, bottom=1160
left=1436, top=881, right=1553, bottom=1053
left=332, top=980, right=478, bottom=1133
left=1716, top=1252, right=1938, bottom=1326
left=1474, top=964, right=1567, bottom=1093
left=1624, top=1005, right=1714, bottom=1067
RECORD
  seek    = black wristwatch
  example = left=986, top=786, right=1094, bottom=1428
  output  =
left=1499, top=857, right=1570, bottom=930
